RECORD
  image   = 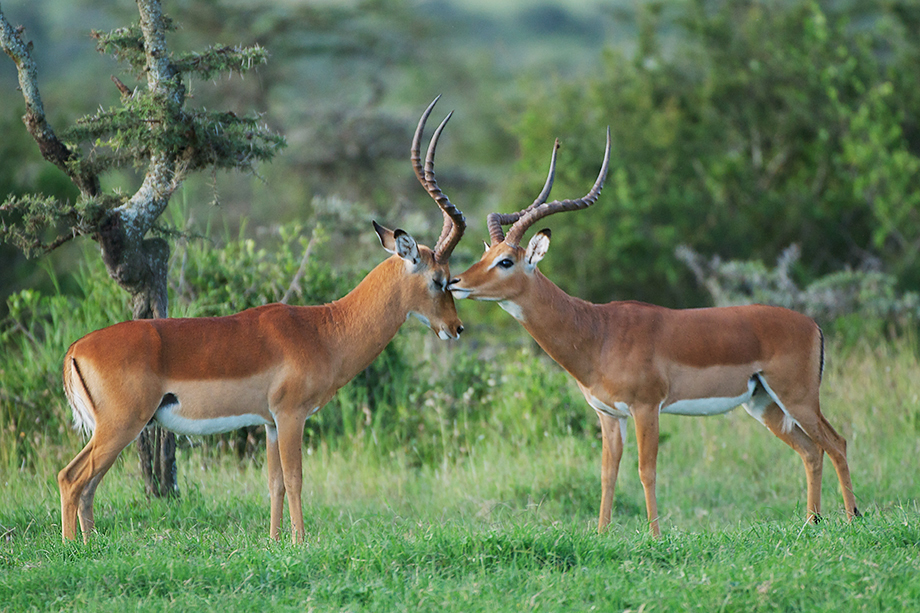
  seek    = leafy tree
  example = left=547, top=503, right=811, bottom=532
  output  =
left=0, top=0, right=284, bottom=496
left=510, top=0, right=920, bottom=308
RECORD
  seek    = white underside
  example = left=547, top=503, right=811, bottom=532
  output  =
left=154, top=401, right=272, bottom=436
left=498, top=300, right=525, bottom=321
left=580, top=388, right=630, bottom=448
left=742, top=375, right=802, bottom=433
left=409, top=312, right=455, bottom=340
left=660, top=377, right=758, bottom=416
left=579, top=373, right=803, bottom=436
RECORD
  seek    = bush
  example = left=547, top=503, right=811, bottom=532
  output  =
left=510, top=0, right=920, bottom=308
left=676, top=243, right=920, bottom=342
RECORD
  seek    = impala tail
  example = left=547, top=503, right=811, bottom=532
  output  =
left=62, top=347, right=96, bottom=437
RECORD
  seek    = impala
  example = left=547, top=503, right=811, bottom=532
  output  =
left=449, top=129, right=859, bottom=536
left=59, top=98, right=465, bottom=543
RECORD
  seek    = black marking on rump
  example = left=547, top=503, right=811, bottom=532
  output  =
left=70, top=357, right=95, bottom=412
left=68, top=356, right=98, bottom=435
left=818, top=326, right=826, bottom=383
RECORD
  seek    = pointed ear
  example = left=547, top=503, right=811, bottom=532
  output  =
left=524, top=229, right=551, bottom=270
left=375, top=221, right=421, bottom=266
left=374, top=220, right=397, bottom=252
left=393, top=229, right=420, bottom=265
left=483, top=241, right=490, bottom=253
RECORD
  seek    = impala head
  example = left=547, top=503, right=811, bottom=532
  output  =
left=375, top=96, right=467, bottom=340
left=449, top=128, right=610, bottom=302
left=374, top=221, right=463, bottom=339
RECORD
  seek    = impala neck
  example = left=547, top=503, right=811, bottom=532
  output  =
left=511, top=272, right=604, bottom=383
left=324, top=257, right=414, bottom=386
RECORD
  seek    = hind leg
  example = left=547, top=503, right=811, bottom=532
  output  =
left=59, top=423, right=146, bottom=543
left=77, top=460, right=121, bottom=538
left=793, top=410, right=859, bottom=520
left=60, top=441, right=95, bottom=542
left=746, top=400, right=825, bottom=521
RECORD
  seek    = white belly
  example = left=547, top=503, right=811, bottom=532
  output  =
left=660, top=377, right=757, bottom=416
left=154, top=402, right=271, bottom=435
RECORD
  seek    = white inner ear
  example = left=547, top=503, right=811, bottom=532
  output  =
left=524, top=232, right=550, bottom=270
left=395, top=232, right=420, bottom=266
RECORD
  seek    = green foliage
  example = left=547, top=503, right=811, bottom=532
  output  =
left=170, top=223, right=354, bottom=316
left=0, top=99, right=82, bottom=309
left=61, top=85, right=285, bottom=177
left=0, top=194, right=108, bottom=257
left=511, top=0, right=920, bottom=307
left=92, top=22, right=175, bottom=75
left=0, top=5, right=285, bottom=261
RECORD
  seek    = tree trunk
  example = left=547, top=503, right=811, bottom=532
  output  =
left=131, top=237, right=178, bottom=498
left=99, top=217, right=178, bottom=498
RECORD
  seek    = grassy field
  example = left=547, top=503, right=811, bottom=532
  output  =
left=1, top=339, right=919, bottom=611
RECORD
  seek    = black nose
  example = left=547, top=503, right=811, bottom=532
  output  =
left=457, top=325, right=464, bottom=335
left=448, top=277, right=460, bottom=287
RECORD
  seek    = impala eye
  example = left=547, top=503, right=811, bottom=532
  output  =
left=497, top=258, right=514, bottom=269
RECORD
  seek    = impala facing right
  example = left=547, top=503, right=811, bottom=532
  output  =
left=449, top=129, right=859, bottom=536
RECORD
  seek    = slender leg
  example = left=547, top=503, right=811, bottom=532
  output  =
left=597, top=412, right=626, bottom=532
left=266, top=424, right=286, bottom=541
left=756, top=402, right=825, bottom=521
left=78, top=471, right=108, bottom=537
left=60, top=441, right=95, bottom=541
left=632, top=407, right=661, bottom=537
left=786, top=407, right=859, bottom=521
left=59, top=422, right=145, bottom=542
left=757, top=364, right=859, bottom=521
left=816, top=413, right=860, bottom=519
left=275, top=412, right=307, bottom=544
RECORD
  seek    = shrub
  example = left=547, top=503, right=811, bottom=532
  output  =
left=676, top=243, right=920, bottom=342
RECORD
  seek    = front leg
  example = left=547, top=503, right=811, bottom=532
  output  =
left=265, top=424, right=286, bottom=541
left=275, top=411, right=308, bottom=544
left=632, top=406, right=661, bottom=537
left=597, top=412, right=626, bottom=532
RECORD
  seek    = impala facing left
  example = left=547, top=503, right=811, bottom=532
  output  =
left=449, top=128, right=859, bottom=536
left=58, top=98, right=465, bottom=543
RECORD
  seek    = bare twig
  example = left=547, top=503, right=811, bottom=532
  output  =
left=0, top=8, right=100, bottom=197
left=281, top=231, right=319, bottom=305
left=111, top=74, right=132, bottom=97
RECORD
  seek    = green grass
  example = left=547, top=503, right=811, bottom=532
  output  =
left=1, top=340, right=919, bottom=610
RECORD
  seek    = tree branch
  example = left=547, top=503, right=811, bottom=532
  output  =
left=281, top=230, right=320, bottom=305
left=0, top=7, right=100, bottom=197
left=110, top=0, right=186, bottom=242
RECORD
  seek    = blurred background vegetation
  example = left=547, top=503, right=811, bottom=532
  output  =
left=2, top=0, right=920, bottom=462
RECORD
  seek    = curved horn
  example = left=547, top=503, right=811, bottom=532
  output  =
left=411, top=96, right=439, bottom=191
left=502, top=127, right=610, bottom=247
left=487, top=138, right=559, bottom=245
left=411, top=97, right=466, bottom=263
